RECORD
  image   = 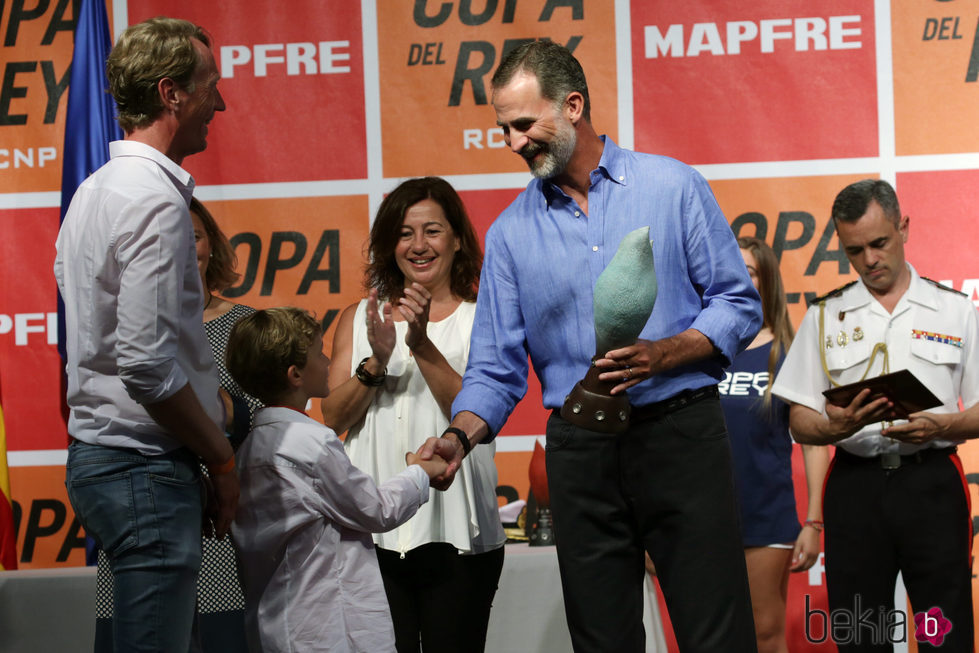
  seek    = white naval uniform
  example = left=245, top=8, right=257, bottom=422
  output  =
left=772, top=263, right=979, bottom=455
left=772, top=263, right=976, bottom=652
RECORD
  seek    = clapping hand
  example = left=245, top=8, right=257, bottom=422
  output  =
left=366, top=288, right=395, bottom=366
left=398, top=282, right=432, bottom=350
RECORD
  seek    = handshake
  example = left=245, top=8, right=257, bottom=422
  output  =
left=404, top=431, right=468, bottom=490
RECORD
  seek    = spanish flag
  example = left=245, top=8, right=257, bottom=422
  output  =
left=0, top=389, right=17, bottom=570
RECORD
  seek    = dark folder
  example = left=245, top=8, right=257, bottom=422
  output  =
left=822, top=369, right=942, bottom=420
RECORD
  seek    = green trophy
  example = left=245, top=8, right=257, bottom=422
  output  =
left=560, top=226, right=657, bottom=433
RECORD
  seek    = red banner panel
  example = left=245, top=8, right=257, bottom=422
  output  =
left=632, top=0, right=877, bottom=164
left=0, top=207, right=66, bottom=450
left=899, top=169, right=979, bottom=298
left=710, top=174, right=869, bottom=327
left=128, top=0, right=367, bottom=184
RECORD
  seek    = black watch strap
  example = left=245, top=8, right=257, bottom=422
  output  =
left=442, top=427, right=472, bottom=457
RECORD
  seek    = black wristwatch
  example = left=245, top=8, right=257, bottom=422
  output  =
left=441, top=427, right=472, bottom=457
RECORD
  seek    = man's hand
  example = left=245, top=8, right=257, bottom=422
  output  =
left=406, top=450, right=449, bottom=485
left=218, top=388, right=234, bottom=431
left=142, top=383, right=240, bottom=536
left=594, top=329, right=716, bottom=395
left=824, top=388, right=893, bottom=440
left=205, top=468, right=239, bottom=538
left=881, top=412, right=947, bottom=445
left=416, top=436, right=464, bottom=491
left=399, top=283, right=433, bottom=350
left=594, top=339, right=660, bottom=394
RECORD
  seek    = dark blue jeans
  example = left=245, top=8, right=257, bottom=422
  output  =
left=545, top=396, right=757, bottom=653
left=66, top=440, right=203, bottom=652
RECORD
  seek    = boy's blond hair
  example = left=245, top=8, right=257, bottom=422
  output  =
left=227, top=307, right=320, bottom=404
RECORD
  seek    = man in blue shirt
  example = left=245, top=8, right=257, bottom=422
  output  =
left=421, top=41, right=761, bottom=651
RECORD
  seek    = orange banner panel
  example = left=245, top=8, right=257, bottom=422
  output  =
left=710, top=175, right=869, bottom=327
left=0, top=0, right=83, bottom=191
left=377, top=0, right=617, bottom=177
left=9, top=465, right=86, bottom=569
left=203, top=195, right=369, bottom=423
left=893, top=1, right=979, bottom=156
left=495, top=450, right=533, bottom=508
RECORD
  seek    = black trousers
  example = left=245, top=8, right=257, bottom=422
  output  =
left=824, top=448, right=975, bottom=652
left=376, top=542, right=504, bottom=653
left=545, top=397, right=757, bottom=653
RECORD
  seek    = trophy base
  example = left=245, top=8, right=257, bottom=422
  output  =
left=528, top=507, right=555, bottom=547
left=560, top=369, right=630, bottom=434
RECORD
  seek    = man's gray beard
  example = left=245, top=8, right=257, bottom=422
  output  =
left=529, top=126, right=577, bottom=179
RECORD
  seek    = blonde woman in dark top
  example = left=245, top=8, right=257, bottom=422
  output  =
left=719, top=236, right=829, bottom=653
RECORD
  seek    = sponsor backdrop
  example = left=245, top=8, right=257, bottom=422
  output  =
left=2, top=0, right=977, bottom=650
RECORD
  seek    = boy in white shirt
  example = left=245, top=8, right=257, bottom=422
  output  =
left=226, top=307, right=446, bottom=653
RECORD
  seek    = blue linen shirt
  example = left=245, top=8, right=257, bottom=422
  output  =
left=453, top=137, right=762, bottom=437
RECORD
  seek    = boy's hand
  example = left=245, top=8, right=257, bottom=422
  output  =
left=416, top=436, right=464, bottom=490
left=405, top=451, right=449, bottom=486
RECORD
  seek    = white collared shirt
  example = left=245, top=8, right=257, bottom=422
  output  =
left=232, top=407, right=429, bottom=653
left=772, top=263, right=979, bottom=456
left=54, top=140, right=222, bottom=453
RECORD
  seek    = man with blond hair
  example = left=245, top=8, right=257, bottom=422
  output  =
left=55, top=16, right=233, bottom=651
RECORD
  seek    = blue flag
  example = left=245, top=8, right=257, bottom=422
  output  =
left=60, top=0, right=121, bottom=227
left=58, top=0, right=121, bottom=363
left=58, top=0, right=121, bottom=566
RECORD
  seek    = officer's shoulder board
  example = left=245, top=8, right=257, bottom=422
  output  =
left=807, top=280, right=859, bottom=307
left=921, top=276, right=968, bottom=297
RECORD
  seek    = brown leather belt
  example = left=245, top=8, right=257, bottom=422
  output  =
left=630, top=385, right=719, bottom=425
